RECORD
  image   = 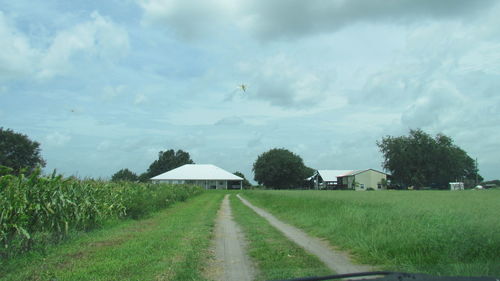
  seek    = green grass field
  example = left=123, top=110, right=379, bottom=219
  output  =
left=230, top=194, right=333, bottom=280
left=241, top=190, right=500, bottom=276
left=1, top=192, right=225, bottom=281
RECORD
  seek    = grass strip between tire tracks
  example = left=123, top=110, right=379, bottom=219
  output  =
left=230, top=194, right=333, bottom=280
left=1, top=192, right=225, bottom=281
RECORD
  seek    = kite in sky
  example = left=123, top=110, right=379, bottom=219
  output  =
left=238, top=84, right=247, bottom=92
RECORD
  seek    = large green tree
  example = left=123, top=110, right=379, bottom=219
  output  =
left=0, top=127, right=46, bottom=175
left=377, top=129, right=481, bottom=188
left=233, top=171, right=251, bottom=188
left=111, top=168, right=138, bottom=182
left=146, top=149, right=194, bottom=178
left=253, top=148, right=309, bottom=189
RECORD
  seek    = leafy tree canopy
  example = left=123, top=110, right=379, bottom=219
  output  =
left=111, top=168, right=138, bottom=182
left=233, top=171, right=251, bottom=188
left=146, top=149, right=194, bottom=178
left=253, top=148, right=309, bottom=189
left=0, top=127, right=46, bottom=175
left=138, top=172, right=151, bottom=183
left=377, top=129, right=481, bottom=188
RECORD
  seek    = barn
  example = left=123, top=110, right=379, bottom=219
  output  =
left=150, top=164, right=243, bottom=190
left=312, top=169, right=390, bottom=190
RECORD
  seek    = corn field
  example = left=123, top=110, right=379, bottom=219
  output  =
left=0, top=170, right=203, bottom=257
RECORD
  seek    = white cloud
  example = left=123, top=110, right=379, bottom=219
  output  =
left=0, top=11, right=129, bottom=81
left=45, top=132, right=71, bottom=146
left=240, top=53, right=333, bottom=108
left=38, top=11, right=129, bottom=79
left=134, top=93, right=148, bottom=104
left=0, top=11, right=39, bottom=80
left=97, top=140, right=112, bottom=151
left=102, top=85, right=126, bottom=100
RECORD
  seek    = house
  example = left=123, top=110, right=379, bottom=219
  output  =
left=312, top=169, right=390, bottom=191
left=150, top=164, right=243, bottom=190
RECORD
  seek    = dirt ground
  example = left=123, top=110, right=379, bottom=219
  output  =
left=205, top=194, right=256, bottom=281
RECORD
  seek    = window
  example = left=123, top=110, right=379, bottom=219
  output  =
left=378, top=184, right=382, bottom=189
left=360, top=184, right=365, bottom=189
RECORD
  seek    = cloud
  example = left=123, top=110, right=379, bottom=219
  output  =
left=240, top=54, right=333, bottom=108
left=102, top=85, right=127, bottom=100
left=136, top=0, right=497, bottom=41
left=0, top=11, right=39, bottom=80
left=136, top=0, right=238, bottom=39
left=45, top=132, right=71, bottom=146
left=400, top=80, right=463, bottom=129
left=215, top=116, right=244, bottom=126
left=134, top=93, right=148, bottom=104
left=38, top=11, right=129, bottom=79
left=0, top=11, right=129, bottom=81
left=97, top=140, right=112, bottom=151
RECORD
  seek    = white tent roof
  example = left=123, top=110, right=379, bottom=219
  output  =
left=317, top=170, right=355, bottom=182
left=150, top=164, right=243, bottom=181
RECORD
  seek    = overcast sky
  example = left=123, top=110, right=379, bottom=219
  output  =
left=1, top=0, right=499, bottom=182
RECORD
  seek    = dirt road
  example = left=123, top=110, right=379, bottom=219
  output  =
left=237, top=194, right=374, bottom=274
left=208, top=195, right=256, bottom=281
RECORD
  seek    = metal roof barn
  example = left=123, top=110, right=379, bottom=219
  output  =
left=150, top=164, right=243, bottom=189
left=316, top=170, right=355, bottom=182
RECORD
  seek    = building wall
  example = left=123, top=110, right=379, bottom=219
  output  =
left=345, top=176, right=355, bottom=189
left=154, top=179, right=229, bottom=189
left=353, top=170, right=387, bottom=191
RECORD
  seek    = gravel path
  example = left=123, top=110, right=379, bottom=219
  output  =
left=208, top=194, right=256, bottom=281
left=237, top=194, right=374, bottom=274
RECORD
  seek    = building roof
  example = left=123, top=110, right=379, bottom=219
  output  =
left=316, top=169, right=390, bottom=181
left=150, top=164, right=243, bottom=181
left=317, top=170, right=355, bottom=182
left=341, top=169, right=391, bottom=177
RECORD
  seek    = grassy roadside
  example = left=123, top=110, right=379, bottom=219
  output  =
left=1, top=191, right=225, bottom=281
left=242, top=190, right=500, bottom=276
left=230, top=194, right=333, bottom=280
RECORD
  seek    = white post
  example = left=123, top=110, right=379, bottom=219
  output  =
left=240, top=180, right=243, bottom=190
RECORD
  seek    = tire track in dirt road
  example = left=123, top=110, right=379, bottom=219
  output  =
left=207, top=194, right=256, bottom=281
left=237, top=194, right=374, bottom=275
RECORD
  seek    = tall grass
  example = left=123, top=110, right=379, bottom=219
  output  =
left=0, top=170, right=203, bottom=258
left=243, top=190, right=500, bottom=276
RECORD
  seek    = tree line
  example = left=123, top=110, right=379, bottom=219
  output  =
left=1, top=127, right=485, bottom=189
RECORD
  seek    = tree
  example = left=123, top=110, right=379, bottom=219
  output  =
left=0, top=127, right=46, bottom=175
left=146, top=149, right=194, bottom=178
left=233, top=171, right=251, bottom=188
left=377, top=129, right=481, bottom=188
left=111, top=168, right=138, bottom=182
left=303, top=166, right=315, bottom=178
left=138, top=172, right=151, bottom=183
left=253, top=148, right=309, bottom=189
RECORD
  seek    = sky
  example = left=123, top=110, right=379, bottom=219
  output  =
left=1, top=0, right=499, bottom=182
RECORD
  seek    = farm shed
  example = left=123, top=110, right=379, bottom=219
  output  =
left=312, top=170, right=352, bottom=189
left=150, top=164, right=243, bottom=190
left=312, top=169, right=390, bottom=190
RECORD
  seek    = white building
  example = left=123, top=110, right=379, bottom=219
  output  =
left=449, top=182, right=464, bottom=190
left=150, top=164, right=243, bottom=190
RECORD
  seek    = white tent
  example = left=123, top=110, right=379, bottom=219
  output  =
left=150, top=164, right=243, bottom=189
